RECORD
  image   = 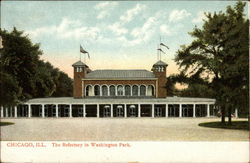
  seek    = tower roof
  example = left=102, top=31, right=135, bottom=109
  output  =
left=153, top=60, right=168, bottom=66
left=72, top=60, right=87, bottom=67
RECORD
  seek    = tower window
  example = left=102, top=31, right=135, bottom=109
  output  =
left=110, top=85, right=115, bottom=96
left=102, top=85, right=108, bottom=96
left=140, top=85, right=146, bottom=96
left=117, top=85, right=124, bottom=96
left=125, top=85, right=131, bottom=96
left=94, top=85, right=100, bottom=96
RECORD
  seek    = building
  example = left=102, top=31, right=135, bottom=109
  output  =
left=0, top=59, right=221, bottom=118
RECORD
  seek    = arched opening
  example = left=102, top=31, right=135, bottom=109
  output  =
left=117, top=85, right=124, bottom=96
left=132, top=85, right=139, bottom=96
left=102, top=85, right=108, bottom=96
left=85, top=85, right=92, bottom=96
left=109, top=85, right=115, bottom=96
left=140, top=85, right=146, bottom=96
left=125, top=85, right=131, bottom=96
left=94, top=85, right=100, bottom=96
left=147, top=85, right=155, bottom=96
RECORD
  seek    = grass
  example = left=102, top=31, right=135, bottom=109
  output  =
left=0, top=122, right=15, bottom=126
left=199, top=121, right=249, bottom=131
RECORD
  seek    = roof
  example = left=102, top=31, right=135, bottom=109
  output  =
left=85, top=69, right=155, bottom=79
left=153, top=60, right=168, bottom=66
left=72, top=61, right=86, bottom=67
left=24, top=97, right=216, bottom=104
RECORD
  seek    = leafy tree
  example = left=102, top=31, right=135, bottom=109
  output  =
left=0, top=28, right=73, bottom=106
left=175, top=1, right=249, bottom=123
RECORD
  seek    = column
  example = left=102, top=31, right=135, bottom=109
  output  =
left=83, top=104, right=86, bottom=117
left=179, top=104, right=182, bottom=117
left=5, top=107, right=8, bottom=117
left=0, top=106, right=3, bottom=118
left=235, top=108, right=238, bottom=118
left=207, top=104, right=210, bottom=117
left=193, top=104, right=196, bottom=118
left=14, top=106, right=17, bottom=118
left=9, top=107, right=12, bottom=117
left=138, top=86, right=140, bottom=96
left=165, top=104, right=168, bottom=117
left=97, top=104, right=100, bottom=118
left=69, top=104, right=72, bottom=118
left=152, top=104, right=155, bottom=118
left=111, top=104, right=113, bottom=118
left=124, top=104, right=127, bottom=118
left=56, top=104, right=58, bottom=118
left=42, top=104, right=45, bottom=118
left=28, top=104, right=31, bottom=118
left=138, top=104, right=141, bottom=117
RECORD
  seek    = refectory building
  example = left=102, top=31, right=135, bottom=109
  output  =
left=1, top=60, right=220, bottom=118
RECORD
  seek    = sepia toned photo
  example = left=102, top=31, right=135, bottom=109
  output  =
left=0, top=0, right=249, bottom=162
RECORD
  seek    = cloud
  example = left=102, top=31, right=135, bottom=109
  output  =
left=108, top=3, right=146, bottom=36
left=120, top=4, right=146, bottom=23
left=192, top=11, right=207, bottom=23
left=94, top=2, right=118, bottom=19
left=108, top=22, right=128, bottom=35
left=27, top=18, right=100, bottom=40
left=169, top=9, right=191, bottom=22
left=160, top=24, right=171, bottom=36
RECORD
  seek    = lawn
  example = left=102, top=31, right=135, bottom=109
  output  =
left=199, top=121, right=249, bottom=131
left=0, top=122, right=15, bottom=126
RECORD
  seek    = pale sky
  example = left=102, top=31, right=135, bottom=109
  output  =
left=1, top=1, right=240, bottom=78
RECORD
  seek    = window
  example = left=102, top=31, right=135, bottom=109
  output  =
left=85, top=85, right=91, bottom=96
left=117, top=85, right=124, bottom=96
left=102, top=85, right=108, bottom=96
left=94, top=85, right=100, bottom=96
left=109, top=85, right=115, bottom=96
left=147, top=85, right=154, bottom=96
left=132, top=85, right=139, bottom=96
left=140, top=85, right=146, bottom=96
left=125, top=85, right=131, bottom=96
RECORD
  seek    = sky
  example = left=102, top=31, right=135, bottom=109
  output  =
left=0, top=1, right=243, bottom=79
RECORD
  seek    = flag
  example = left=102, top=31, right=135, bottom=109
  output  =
left=157, top=48, right=166, bottom=54
left=160, top=43, right=169, bottom=49
left=80, top=45, right=90, bottom=59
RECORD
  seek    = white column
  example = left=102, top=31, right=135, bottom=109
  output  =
left=235, top=108, right=238, bottom=118
left=0, top=106, right=3, bottom=118
left=152, top=104, right=155, bottom=118
left=165, top=104, right=168, bottom=117
left=179, top=104, right=182, bottom=117
left=138, top=104, right=141, bottom=117
left=193, top=104, right=196, bottom=118
left=100, top=86, right=102, bottom=96
left=14, top=106, right=17, bottom=118
left=83, top=104, right=86, bottom=117
left=28, top=104, right=31, bottom=118
left=5, top=107, right=8, bottom=117
left=56, top=104, right=58, bottom=118
left=111, top=104, right=113, bottom=118
left=42, top=104, right=45, bottom=118
left=138, top=86, right=140, bottom=96
left=207, top=104, right=210, bottom=117
left=97, top=104, right=100, bottom=118
left=124, top=104, right=127, bottom=118
left=69, top=104, right=72, bottom=118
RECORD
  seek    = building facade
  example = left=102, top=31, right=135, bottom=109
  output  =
left=0, top=60, right=226, bottom=119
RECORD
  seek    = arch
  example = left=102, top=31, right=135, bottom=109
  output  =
left=94, top=85, right=100, bottom=96
left=85, top=85, right=92, bottom=96
left=140, top=85, right=146, bottom=96
left=109, top=85, right=116, bottom=96
left=125, top=85, right=131, bottom=96
left=101, top=85, right=108, bottom=96
left=132, top=85, right=139, bottom=96
left=117, top=85, right=124, bottom=96
left=147, top=85, right=155, bottom=96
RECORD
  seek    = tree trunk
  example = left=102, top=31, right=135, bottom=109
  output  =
left=228, top=105, right=232, bottom=125
left=221, top=104, right=225, bottom=123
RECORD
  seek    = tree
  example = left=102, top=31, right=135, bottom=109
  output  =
left=0, top=28, right=73, bottom=106
left=175, top=1, right=249, bottom=123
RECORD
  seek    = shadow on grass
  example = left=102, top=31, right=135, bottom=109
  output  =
left=199, top=121, right=249, bottom=131
left=0, top=122, right=15, bottom=126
